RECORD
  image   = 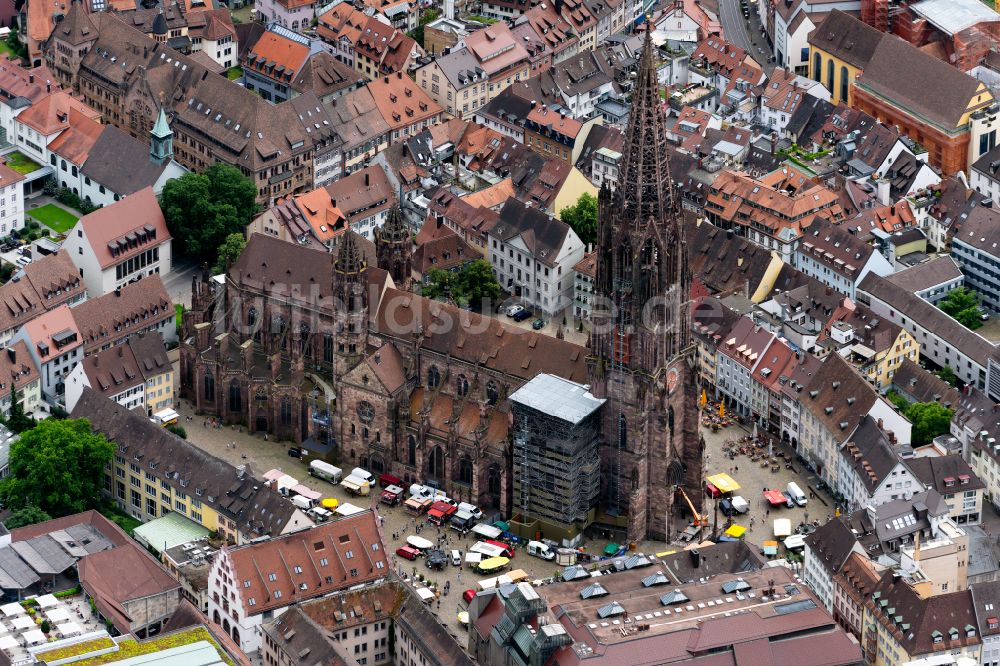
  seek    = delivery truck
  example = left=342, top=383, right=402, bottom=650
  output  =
left=309, top=460, right=343, bottom=484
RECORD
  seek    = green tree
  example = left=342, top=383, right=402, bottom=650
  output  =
left=158, top=163, right=258, bottom=261
left=936, top=365, right=959, bottom=388
left=3, top=388, right=34, bottom=434
left=0, top=419, right=115, bottom=516
left=408, top=8, right=441, bottom=47
left=904, top=402, right=954, bottom=446
left=421, top=260, right=501, bottom=310
left=453, top=259, right=502, bottom=308
left=885, top=390, right=909, bottom=412
left=559, top=193, right=598, bottom=246
left=3, top=506, right=51, bottom=529
left=166, top=424, right=187, bottom=439
left=939, top=287, right=985, bottom=330
left=213, top=232, right=247, bottom=273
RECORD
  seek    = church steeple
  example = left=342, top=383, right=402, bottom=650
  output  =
left=375, top=204, right=412, bottom=285
left=150, top=102, right=173, bottom=165
left=332, top=230, right=368, bottom=375
left=613, top=24, right=678, bottom=228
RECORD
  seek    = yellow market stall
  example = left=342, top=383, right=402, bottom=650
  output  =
left=724, top=524, right=746, bottom=538
left=476, top=556, right=510, bottom=574
left=705, top=473, right=741, bottom=494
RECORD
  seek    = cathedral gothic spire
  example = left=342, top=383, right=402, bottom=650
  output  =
left=375, top=204, right=412, bottom=285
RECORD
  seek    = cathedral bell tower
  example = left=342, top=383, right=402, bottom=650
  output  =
left=332, top=231, right=369, bottom=377
left=375, top=204, right=412, bottom=286
left=588, top=24, right=701, bottom=542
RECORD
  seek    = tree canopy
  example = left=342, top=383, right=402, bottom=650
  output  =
left=421, top=260, right=502, bottom=310
left=559, top=193, right=598, bottom=247
left=3, top=506, right=51, bottom=529
left=159, top=163, right=258, bottom=262
left=936, top=365, right=959, bottom=388
left=904, top=402, right=954, bottom=447
left=939, top=287, right=985, bottom=330
left=0, top=419, right=115, bottom=516
left=213, top=232, right=247, bottom=273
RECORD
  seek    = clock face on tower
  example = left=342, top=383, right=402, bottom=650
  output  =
left=666, top=367, right=679, bottom=395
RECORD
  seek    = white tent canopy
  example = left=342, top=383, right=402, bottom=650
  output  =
left=56, top=621, right=82, bottom=637
left=10, top=617, right=33, bottom=631
left=34, top=594, right=57, bottom=608
left=0, top=635, right=16, bottom=650
left=0, top=603, right=23, bottom=618
left=415, top=587, right=435, bottom=602
left=44, top=608, right=70, bottom=623
left=22, top=629, right=45, bottom=645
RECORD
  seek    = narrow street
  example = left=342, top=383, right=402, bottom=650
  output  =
left=717, top=0, right=775, bottom=76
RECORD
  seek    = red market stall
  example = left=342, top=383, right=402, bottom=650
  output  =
left=763, top=489, right=786, bottom=506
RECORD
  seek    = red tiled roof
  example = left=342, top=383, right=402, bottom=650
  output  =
left=76, top=187, right=170, bottom=270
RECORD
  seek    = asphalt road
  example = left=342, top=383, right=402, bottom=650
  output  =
left=718, top=0, right=775, bottom=76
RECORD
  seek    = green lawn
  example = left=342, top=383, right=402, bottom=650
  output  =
left=27, top=204, right=79, bottom=233
left=226, top=66, right=243, bottom=81
left=4, top=151, right=41, bottom=175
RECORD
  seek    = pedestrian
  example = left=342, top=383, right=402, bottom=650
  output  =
left=735, top=465, right=739, bottom=473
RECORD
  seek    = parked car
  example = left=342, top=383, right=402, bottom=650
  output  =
left=532, top=318, right=546, bottom=330
left=287, top=447, right=302, bottom=458
left=781, top=491, right=795, bottom=509
left=719, top=499, right=735, bottom=516
left=513, top=309, right=532, bottom=322
left=463, top=589, right=476, bottom=604
left=396, top=545, right=421, bottom=561
left=16, top=256, right=30, bottom=266
left=506, top=305, right=524, bottom=318
left=450, top=549, right=462, bottom=566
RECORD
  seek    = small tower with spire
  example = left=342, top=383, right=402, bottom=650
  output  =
left=332, top=231, right=369, bottom=376
left=375, top=204, right=412, bottom=286
left=150, top=99, right=173, bottom=165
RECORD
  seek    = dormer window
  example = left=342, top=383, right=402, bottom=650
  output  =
left=944, top=477, right=956, bottom=488
left=959, top=474, right=970, bottom=485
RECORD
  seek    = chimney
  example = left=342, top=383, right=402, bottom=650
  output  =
left=770, top=131, right=777, bottom=154
left=28, top=74, right=33, bottom=84
left=877, top=417, right=884, bottom=429
left=364, top=172, right=370, bottom=186
left=397, top=71, right=403, bottom=79
left=384, top=76, right=389, bottom=84
left=46, top=80, right=51, bottom=93
left=690, top=549, right=700, bottom=568
left=93, top=354, right=98, bottom=366
left=5, top=348, right=13, bottom=363
left=530, top=100, right=536, bottom=109
left=115, top=287, right=121, bottom=297
left=913, top=530, right=921, bottom=564
left=877, top=179, right=890, bottom=206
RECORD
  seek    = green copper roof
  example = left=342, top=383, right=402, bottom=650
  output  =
left=151, top=106, right=171, bottom=139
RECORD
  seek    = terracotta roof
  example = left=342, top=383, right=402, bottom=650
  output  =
left=412, top=229, right=476, bottom=274
left=72, top=275, right=173, bottom=352
left=22, top=304, right=81, bottom=360
left=79, top=542, right=180, bottom=633
left=0, top=250, right=83, bottom=335
left=808, top=10, right=885, bottom=69
left=692, top=37, right=752, bottom=80
left=797, top=217, right=877, bottom=279
left=843, top=201, right=917, bottom=240
left=0, top=341, right=40, bottom=398
left=70, top=388, right=305, bottom=541
left=226, top=512, right=388, bottom=616
left=0, top=58, right=59, bottom=104
left=245, top=29, right=310, bottom=81
left=802, top=353, right=879, bottom=438
left=74, top=187, right=170, bottom=270
left=367, top=73, right=443, bottom=133
left=330, top=86, right=392, bottom=153
left=323, top=164, right=394, bottom=226
left=525, top=104, right=583, bottom=139
left=761, top=67, right=808, bottom=115
left=464, top=22, right=530, bottom=77
left=16, top=91, right=101, bottom=136
left=573, top=250, right=596, bottom=278
left=293, top=52, right=358, bottom=99
left=462, top=178, right=514, bottom=211
left=803, top=517, right=859, bottom=578
left=47, top=107, right=103, bottom=165
left=365, top=343, right=405, bottom=394
left=80, top=332, right=170, bottom=397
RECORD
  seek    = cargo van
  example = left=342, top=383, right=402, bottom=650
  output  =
left=409, top=484, right=433, bottom=499
left=150, top=408, right=179, bottom=427
left=309, top=460, right=343, bottom=484
left=307, top=506, right=332, bottom=522
left=341, top=475, right=370, bottom=496
left=351, top=468, right=376, bottom=485
left=292, top=495, right=315, bottom=510
left=526, top=540, right=555, bottom=561
left=457, top=502, right=483, bottom=520
left=786, top=482, right=807, bottom=507
left=380, top=485, right=404, bottom=506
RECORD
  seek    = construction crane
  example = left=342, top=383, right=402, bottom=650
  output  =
left=677, top=487, right=708, bottom=527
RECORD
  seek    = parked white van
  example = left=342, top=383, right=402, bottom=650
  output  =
left=786, top=482, right=807, bottom=507
left=309, top=460, right=342, bottom=484
left=526, top=540, right=555, bottom=560
left=457, top=502, right=483, bottom=520
left=351, top=468, right=376, bottom=485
